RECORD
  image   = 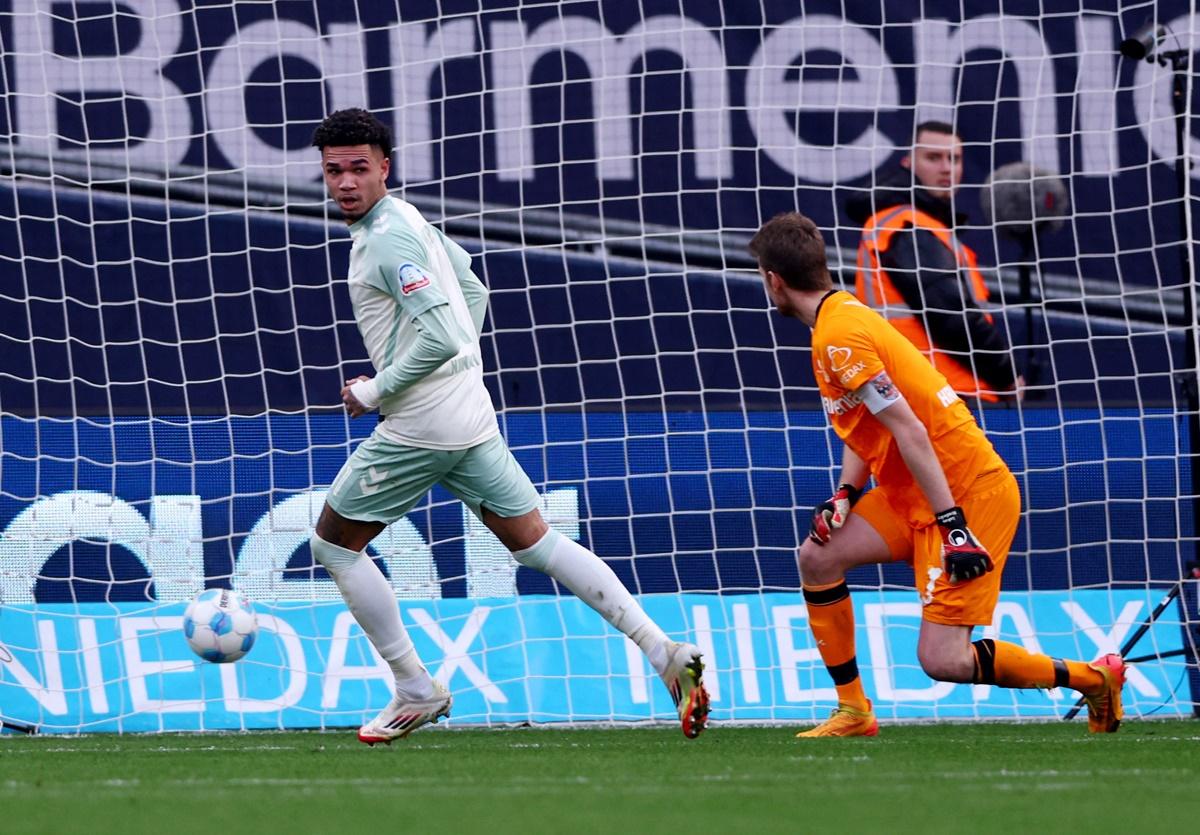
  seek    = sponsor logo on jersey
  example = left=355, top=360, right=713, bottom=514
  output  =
left=444, top=351, right=481, bottom=375
left=827, top=345, right=866, bottom=383
left=821, top=388, right=864, bottom=416
left=398, top=263, right=431, bottom=295
left=935, top=385, right=960, bottom=407
left=827, top=345, right=854, bottom=371
left=838, top=362, right=866, bottom=384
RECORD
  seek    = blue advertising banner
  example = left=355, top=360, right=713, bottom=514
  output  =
left=0, top=411, right=1190, bottom=600
left=0, top=589, right=1188, bottom=733
left=2, top=2, right=1197, bottom=730
left=1, top=2, right=1195, bottom=415
left=0, top=0, right=1192, bottom=261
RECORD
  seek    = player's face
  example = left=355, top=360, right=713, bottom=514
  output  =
left=759, top=267, right=794, bottom=317
left=903, top=130, right=962, bottom=201
left=321, top=144, right=391, bottom=222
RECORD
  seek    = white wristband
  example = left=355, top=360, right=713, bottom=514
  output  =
left=349, top=377, right=382, bottom=410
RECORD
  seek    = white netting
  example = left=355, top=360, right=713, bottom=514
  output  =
left=0, top=1, right=1196, bottom=733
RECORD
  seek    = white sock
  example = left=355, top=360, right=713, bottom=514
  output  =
left=310, top=534, right=431, bottom=698
left=513, top=529, right=670, bottom=674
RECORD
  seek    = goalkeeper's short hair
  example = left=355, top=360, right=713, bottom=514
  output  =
left=312, top=108, right=393, bottom=159
left=748, top=211, right=833, bottom=292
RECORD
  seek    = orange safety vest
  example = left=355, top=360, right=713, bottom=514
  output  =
left=854, top=204, right=1000, bottom=402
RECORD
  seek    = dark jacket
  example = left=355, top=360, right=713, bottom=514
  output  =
left=845, top=173, right=1018, bottom=392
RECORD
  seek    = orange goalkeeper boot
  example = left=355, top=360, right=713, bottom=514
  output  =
left=1083, top=653, right=1127, bottom=733
left=795, top=701, right=879, bottom=738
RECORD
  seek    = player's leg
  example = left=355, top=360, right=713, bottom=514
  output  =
left=315, top=435, right=458, bottom=742
left=794, top=491, right=904, bottom=738
left=444, top=436, right=709, bottom=738
left=916, top=619, right=1126, bottom=733
left=312, top=504, right=424, bottom=690
left=482, top=507, right=672, bottom=664
left=915, top=470, right=1126, bottom=732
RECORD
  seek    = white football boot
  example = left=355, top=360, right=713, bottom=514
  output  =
left=660, top=641, right=710, bottom=739
left=357, top=679, right=452, bottom=745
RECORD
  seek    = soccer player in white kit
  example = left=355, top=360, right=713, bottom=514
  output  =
left=309, top=109, right=710, bottom=743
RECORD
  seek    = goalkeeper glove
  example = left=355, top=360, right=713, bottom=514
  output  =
left=935, top=506, right=993, bottom=584
left=809, top=483, right=862, bottom=545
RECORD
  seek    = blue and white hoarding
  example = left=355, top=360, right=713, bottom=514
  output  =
left=0, top=589, right=1190, bottom=733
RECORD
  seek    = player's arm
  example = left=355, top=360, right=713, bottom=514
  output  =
left=836, top=445, right=870, bottom=494
left=870, top=390, right=954, bottom=510
left=345, top=233, right=462, bottom=414
left=458, top=268, right=488, bottom=339
left=344, top=303, right=463, bottom=415
left=859, top=372, right=993, bottom=583
left=809, top=445, right=870, bottom=544
left=435, top=227, right=488, bottom=338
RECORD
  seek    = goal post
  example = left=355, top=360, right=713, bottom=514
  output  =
left=1, top=1, right=1198, bottom=733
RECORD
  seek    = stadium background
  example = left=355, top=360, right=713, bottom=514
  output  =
left=1, top=0, right=1198, bottom=729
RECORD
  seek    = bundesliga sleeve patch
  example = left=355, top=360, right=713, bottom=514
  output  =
left=859, top=370, right=904, bottom=415
left=398, top=263, right=431, bottom=295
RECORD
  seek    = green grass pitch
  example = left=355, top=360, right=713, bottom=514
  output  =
left=3, top=721, right=1199, bottom=834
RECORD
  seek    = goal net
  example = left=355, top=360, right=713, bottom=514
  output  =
left=1, top=0, right=1197, bottom=733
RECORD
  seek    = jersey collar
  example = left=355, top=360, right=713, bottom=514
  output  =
left=348, top=195, right=390, bottom=236
left=812, top=289, right=840, bottom=325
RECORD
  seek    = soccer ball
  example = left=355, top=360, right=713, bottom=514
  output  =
left=182, top=588, right=258, bottom=663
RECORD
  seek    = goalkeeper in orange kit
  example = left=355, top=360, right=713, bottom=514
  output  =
left=748, top=211, right=1126, bottom=737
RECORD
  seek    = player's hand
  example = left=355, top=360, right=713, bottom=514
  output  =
left=341, top=375, right=371, bottom=417
left=809, top=483, right=862, bottom=545
left=935, top=506, right=993, bottom=584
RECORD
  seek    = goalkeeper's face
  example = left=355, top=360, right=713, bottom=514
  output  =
left=321, top=144, right=391, bottom=222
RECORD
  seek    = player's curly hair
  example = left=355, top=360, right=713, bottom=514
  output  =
left=311, top=108, right=393, bottom=158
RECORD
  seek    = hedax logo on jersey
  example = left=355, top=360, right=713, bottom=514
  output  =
left=0, top=590, right=1187, bottom=733
left=398, top=264, right=431, bottom=295
left=827, top=345, right=867, bottom=385
left=826, top=346, right=854, bottom=372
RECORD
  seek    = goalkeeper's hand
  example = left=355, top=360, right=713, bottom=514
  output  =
left=935, top=506, right=993, bottom=584
left=809, top=484, right=862, bottom=545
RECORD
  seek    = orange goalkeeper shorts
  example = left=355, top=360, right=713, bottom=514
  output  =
left=854, top=468, right=1021, bottom=626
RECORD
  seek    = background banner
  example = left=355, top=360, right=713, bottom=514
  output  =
left=1, top=589, right=1189, bottom=733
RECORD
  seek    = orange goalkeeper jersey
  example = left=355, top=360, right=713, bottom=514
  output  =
left=811, top=290, right=1008, bottom=526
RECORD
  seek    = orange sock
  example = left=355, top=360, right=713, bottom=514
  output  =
left=803, top=580, right=869, bottom=710
left=972, top=639, right=1105, bottom=694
